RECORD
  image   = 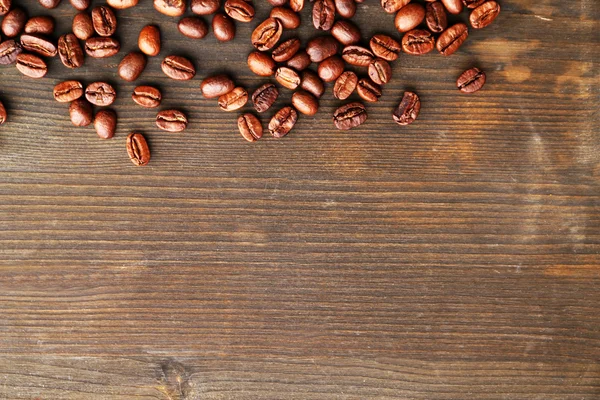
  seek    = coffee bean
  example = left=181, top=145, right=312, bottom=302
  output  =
left=292, top=90, right=318, bottom=116
left=267, top=0, right=286, bottom=6
left=252, top=17, right=282, bottom=51
left=237, top=113, right=262, bottom=142
left=463, top=0, right=486, bottom=9
left=139, top=25, right=160, bottom=56
left=53, top=80, right=83, bottom=103
left=69, top=98, right=93, bottom=126
left=306, top=36, right=338, bottom=63
left=218, top=87, right=248, bottom=111
left=252, top=83, right=279, bottom=113
left=20, top=34, right=57, bottom=58
left=154, top=0, right=186, bottom=17
left=85, top=37, right=120, bottom=58
left=290, top=0, right=304, bottom=12
left=156, top=109, right=188, bottom=132
left=402, top=29, right=435, bottom=55
left=269, top=106, right=298, bottom=138
left=470, top=1, right=500, bottom=29
left=425, top=1, right=448, bottom=33
left=272, top=38, right=301, bottom=63
left=94, top=109, right=117, bottom=139
left=224, top=0, right=254, bottom=22
left=73, top=12, right=94, bottom=40
left=39, top=0, right=61, bottom=9
left=275, top=66, right=301, bottom=90
left=200, top=74, right=235, bottom=98
left=25, top=16, right=55, bottom=35
left=16, top=53, right=47, bottom=78
left=286, top=50, right=310, bottom=71
left=333, top=71, right=357, bottom=100
left=318, top=55, right=344, bottom=82
left=0, top=100, right=7, bottom=125
left=342, top=45, right=374, bottom=67
left=118, top=52, right=146, bottom=81
left=2, top=8, right=26, bottom=38
left=457, top=67, right=486, bottom=93
left=0, top=40, right=22, bottom=65
left=212, top=13, right=236, bottom=42
left=107, top=0, right=139, bottom=9
left=441, top=0, right=463, bottom=14
left=126, top=132, right=150, bottom=166
left=356, top=78, right=381, bottom=102
left=370, top=34, right=401, bottom=61
left=368, top=58, right=392, bottom=85
left=132, top=85, right=162, bottom=108
left=0, top=0, right=10, bottom=16
left=191, top=0, right=220, bottom=15
left=270, top=7, right=300, bottom=29
left=335, top=0, right=356, bottom=19
left=85, top=82, right=116, bottom=106
left=394, top=3, right=425, bottom=33
left=333, top=102, right=367, bottom=130
left=331, top=20, right=361, bottom=45
left=301, top=70, right=325, bottom=98
left=312, top=0, right=335, bottom=31
left=69, top=0, right=90, bottom=11
left=92, top=5, right=117, bottom=37
left=247, top=51, right=276, bottom=76
left=393, top=91, right=420, bottom=125
left=58, top=33, right=84, bottom=68
left=381, top=0, right=409, bottom=14
left=178, top=17, right=208, bottom=39
left=161, top=55, right=195, bottom=80
left=436, top=23, right=468, bottom=56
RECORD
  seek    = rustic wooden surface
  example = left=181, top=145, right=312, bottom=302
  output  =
left=0, top=0, right=599, bottom=398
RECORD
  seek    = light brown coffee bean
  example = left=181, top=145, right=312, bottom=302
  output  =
left=393, top=91, right=420, bottom=125
left=200, top=74, right=235, bottom=98
left=94, top=109, right=117, bottom=139
left=178, top=16, right=208, bottom=39
left=292, top=90, right=318, bottom=116
left=2, top=7, right=27, bottom=38
left=91, top=5, right=117, bottom=37
left=218, top=87, right=248, bottom=111
left=85, top=82, right=116, bottom=106
left=139, top=25, right=160, bottom=56
left=269, top=106, right=298, bottom=138
left=191, top=0, right=220, bottom=15
left=270, top=7, right=300, bottom=29
left=16, top=53, right=47, bottom=78
left=286, top=50, right=311, bottom=71
left=237, top=113, right=263, bottom=142
left=161, top=55, right=195, bottom=80
left=251, top=17, right=282, bottom=51
left=301, top=70, right=325, bottom=98
left=126, top=132, right=150, bottom=166
left=58, top=33, right=84, bottom=68
left=156, top=109, right=188, bottom=132
left=370, top=34, right=401, bottom=61
left=318, top=55, right=344, bottom=82
left=224, top=0, right=254, bottom=22
left=333, top=71, right=357, bottom=100
left=85, top=36, right=120, bottom=58
left=275, top=67, right=301, bottom=90
left=252, top=83, right=279, bottom=113
left=69, top=98, right=93, bottom=127
left=72, top=12, right=94, bottom=40
left=356, top=78, right=382, bottom=102
left=20, top=34, right=57, bottom=57
left=436, top=23, right=468, bottom=56
left=132, top=85, right=162, bottom=108
left=53, top=80, right=83, bottom=103
left=272, top=38, right=301, bottom=63
left=154, top=0, right=186, bottom=17
left=25, top=16, right=55, bottom=35
left=368, top=58, right=392, bottom=85
left=212, top=13, right=236, bottom=41
left=107, top=0, right=139, bottom=9
left=247, top=51, right=276, bottom=76
left=118, top=52, right=146, bottom=82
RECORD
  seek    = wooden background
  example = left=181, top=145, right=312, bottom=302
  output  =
left=0, top=0, right=599, bottom=398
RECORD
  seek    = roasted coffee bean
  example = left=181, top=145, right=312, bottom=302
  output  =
left=224, top=0, right=254, bottom=22
left=118, top=52, right=146, bottom=81
left=381, top=0, right=409, bottom=14
left=368, top=58, right=392, bottom=85
left=301, top=70, right=325, bottom=98
left=161, top=55, right=195, bottom=80
left=272, top=38, right=301, bottom=63
left=237, top=113, right=262, bottom=142
left=286, top=50, right=311, bottom=71
left=370, top=34, right=401, bottom=61
left=25, top=16, right=55, bottom=35
left=73, top=12, right=94, bottom=40
left=252, top=17, right=282, bottom=51
left=395, top=3, right=425, bottom=33
left=441, top=0, right=462, bottom=14
left=107, top=0, right=139, bottom=9
left=333, top=71, right=357, bottom=100
left=58, top=33, right=84, bottom=68
left=53, top=80, right=83, bottom=102
left=85, top=82, right=116, bottom=106
left=126, top=132, right=150, bottom=166
left=252, top=83, right=279, bottom=113
left=393, top=91, right=420, bottom=125
left=331, top=20, right=361, bottom=45
left=94, top=109, right=117, bottom=139
left=0, top=0, right=10, bottom=16
left=0, top=40, right=21, bottom=65
left=69, top=98, right=92, bottom=126
left=402, top=29, right=435, bottom=55
left=2, top=8, right=26, bottom=38
left=342, top=45, right=374, bottom=67
left=333, top=102, right=367, bottom=130
left=292, top=90, right=318, bottom=116
left=312, top=0, right=335, bottom=31
left=470, top=1, right=500, bottom=29
left=212, top=13, right=235, bottom=41
left=275, top=66, right=301, bottom=90
left=218, top=87, right=248, bottom=111
left=356, top=78, right=381, bottom=102
left=200, top=74, right=235, bottom=98
left=247, top=51, right=276, bottom=76
left=85, top=37, right=120, bottom=58
left=178, top=17, right=208, bottom=39
left=463, top=0, right=486, bottom=9
left=20, top=34, right=57, bottom=58
left=70, top=0, right=90, bottom=11
left=139, top=25, right=160, bottom=56
left=39, top=0, right=61, bottom=9
left=156, top=109, right=188, bottom=132
left=16, top=53, right=47, bottom=78
left=270, top=7, right=300, bottom=29
left=290, top=0, right=304, bottom=12
left=132, top=85, right=162, bottom=108
left=92, top=6, right=117, bottom=37
left=457, top=67, right=486, bottom=93
left=0, top=100, right=6, bottom=125
left=269, top=106, right=298, bottom=138
left=191, top=0, right=220, bottom=15
left=267, top=0, right=287, bottom=6
left=436, top=23, right=468, bottom=56
left=425, top=1, right=447, bottom=33
left=335, top=0, right=356, bottom=19
left=154, top=0, right=186, bottom=17
left=306, top=36, right=338, bottom=63
left=318, top=55, right=344, bottom=82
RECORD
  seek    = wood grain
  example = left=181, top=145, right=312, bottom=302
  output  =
left=0, top=0, right=599, bottom=398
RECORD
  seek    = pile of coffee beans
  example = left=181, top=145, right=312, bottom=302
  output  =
left=0, top=0, right=500, bottom=166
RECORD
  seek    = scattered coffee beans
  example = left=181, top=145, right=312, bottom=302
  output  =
left=251, top=17, right=282, bottom=51
left=275, top=67, right=301, bottom=90
left=212, top=13, right=236, bottom=42
left=161, top=55, right=195, bottom=80
left=24, top=16, right=55, bottom=35
left=69, top=98, right=93, bottom=126
left=393, top=91, right=420, bottom=125
left=16, top=53, right=47, bottom=78
left=85, top=36, right=120, bottom=58
left=470, top=1, right=500, bottom=29
left=457, top=67, right=486, bottom=93
left=58, top=33, right=84, bottom=68
left=154, top=0, right=186, bottom=17
left=201, top=74, right=235, bottom=98
left=237, top=113, right=263, bottom=142
left=139, top=25, right=161, bottom=56
left=218, top=87, right=248, bottom=111
left=269, top=106, right=298, bottom=138
left=2, top=7, right=26, bottom=38
left=0, top=40, right=22, bottom=65
left=126, top=132, right=150, bottom=166
left=333, top=102, right=367, bottom=130
left=156, top=109, right=188, bottom=132
left=252, top=83, right=279, bottom=113
left=333, top=71, right=358, bottom=100
left=118, top=52, right=147, bottom=81
left=73, top=12, right=94, bottom=40
left=85, top=82, right=116, bottom=106
left=132, top=85, right=162, bottom=108
left=91, top=5, right=117, bottom=37
left=53, top=80, right=84, bottom=103
left=94, top=109, right=117, bottom=139
left=370, top=34, right=401, bottom=61
left=178, top=17, right=208, bottom=39
left=248, top=51, right=276, bottom=76
left=436, top=23, right=468, bottom=56
left=0, top=101, right=6, bottom=125
left=292, top=90, right=319, bottom=116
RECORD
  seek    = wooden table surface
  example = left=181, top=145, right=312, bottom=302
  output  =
left=1, top=0, right=599, bottom=398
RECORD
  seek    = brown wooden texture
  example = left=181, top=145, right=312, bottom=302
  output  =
left=0, top=0, right=599, bottom=398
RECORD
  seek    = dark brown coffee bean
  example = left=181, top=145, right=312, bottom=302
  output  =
left=275, top=66, right=301, bottom=90
left=237, top=113, right=262, bottom=142
left=0, top=100, right=6, bottom=125
left=139, top=25, right=160, bottom=56
left=457, top=67, right=486, bottom=93
left=92, top=6, right=117, bottom=37
left=393, top=91, right=420, bottom=125
left=287, top=50, right=311, bottom=71
left=224, top=0, right=254, bottom=22
left=0, top=0, right=11, bottom=16
left=425, top=1, right=447, bottom=33
left=85, top=37, right=120, bottom=58
left=107, top=0, right=139, bottom=9
left=335, top=0, right=356, bottom=19
left=191, top=0, right=220, bottom=15
left=436, top=23, right=468, bottom=56
left=270, top=7, right=300, bottom=29
left=70, top=0, right=90, bottom=11
left=272, top=38, right=301, bottom=63
left=292, top=90, right=318, bottom=116
left=69, top=98, right=92, bottom=126
left=53, top=80, right=83, bottom=103
left=0, top=40, right=21, bottom=65
left=370, top=34, right=401, bottom=61
left=178, top=17, right=208, bottom=39
left=470, top=1, right=500, bottom=29
left=85, top=82, right=116, bottom=106
left=318, top=55, right=344, bottom=82
left=252, top=83, right=279, bottom=113
left=395, top=3, right=425, bottom=33
left=94, top=109, right=117, bottom=139
left=402, top=29, right=435, bottom=55
left=2, top=8, right=26, bottom=38
left=16, top=53, right=47, bottom=78
left=200, top=74, right=235, bottom=98
left=132, top=85, right=162, bottom=108
left=301, top=70, right=325, bottom=98
left=306, top=36, right=338, bottom=63
left=441, top=0, right=463, bottom=14
left=269, top=106, right=298, bottom=138
left=118, top=52, right=146, bottom=82
left=73, top=12, right=94, bottom=40
left=252, top=17, right=282, bottom=51
left=247, top=51, right=276, bottom=76
left=331, top=20, right=361, bottom=45
left=290, top=0, right=304, bottom=12
left=381, top=0, right=409, bottom=14
left=126, top=132, right=150, bottom=166
left=20, top=34, right=57, bottom=58
left=333, top=71, right=357, bottom=100
left=333, top=102, right=367, bottom=130
left=156, top=109, right=188, bottom=132
left=218, top=87, right=248, bottom=111
left=25, top=16, right=55, bottom=35
left=58, top=33, right=84, bottom=68
left=312, top=0, right=335, bottom=31
left=161, top=55, right=195, bottom=80
left=154, top=0, right=186, bottom=17
left=356, top=78, right=381, bottom=102
left=462, top=0, right=486, bottom=9
left=368, top=58, right=392, bottom=85
left=39, top=0, right=61, bottom=9
left=342, top=45, right=374, bottom=67
left=212, top=13, right=236, bottom=41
